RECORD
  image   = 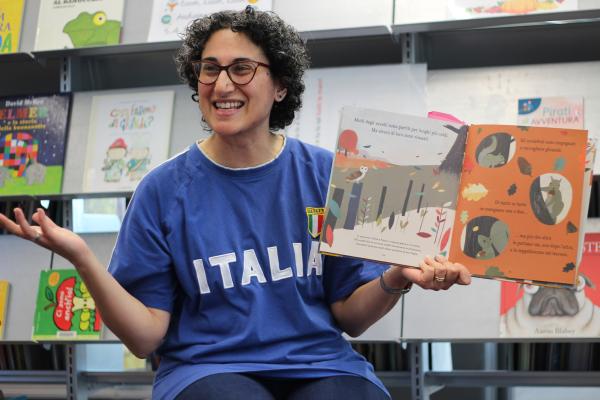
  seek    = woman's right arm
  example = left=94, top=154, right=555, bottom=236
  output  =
left=0, top=207, right=170, bottom=358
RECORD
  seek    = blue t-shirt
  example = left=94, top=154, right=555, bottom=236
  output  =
left=108, top=137, right=389, bottom=399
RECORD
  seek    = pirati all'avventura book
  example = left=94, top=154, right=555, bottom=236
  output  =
left=34, top=0, right=124, bottom=51
left=0, top=94, right=71, bottom=196
left=320, top=106, right=593, bottom=286
left=33, top=269, right=103, bottom=341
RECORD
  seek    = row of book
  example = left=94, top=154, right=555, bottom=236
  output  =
left=0, top=91, right=174, bottom=197
left=0, top=1, right=582, bottom=55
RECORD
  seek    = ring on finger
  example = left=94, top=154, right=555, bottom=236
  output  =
left=33, top=232, right=41, bottom=243
left=434, top=274, right=446, bottom=283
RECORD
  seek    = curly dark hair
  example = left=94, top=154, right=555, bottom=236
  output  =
left=175, top=6, right=310, bottom=131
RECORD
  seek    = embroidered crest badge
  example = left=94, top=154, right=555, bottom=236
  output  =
left=306, top=207, right=325, bottom=239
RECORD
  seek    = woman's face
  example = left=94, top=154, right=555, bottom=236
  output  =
left=198, top=29, right=283, bottom=138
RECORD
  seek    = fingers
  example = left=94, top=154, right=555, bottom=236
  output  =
left=14, top=208, right=42, bottom=242
left=0, top=211, right=23, bottom=236
left=420, top=255, right=472, bottom=290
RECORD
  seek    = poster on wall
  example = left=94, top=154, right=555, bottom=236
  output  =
left=83, top=90, right=174, bottom=193
left=0, top=94, right=71, bottom=196
left=448, top=0, right=578, bottom=19
left=34, top=0, right=124, bottom=51
left=147, top=0, right=273, bottom=42
left=0, top=0, right=25, bottom=54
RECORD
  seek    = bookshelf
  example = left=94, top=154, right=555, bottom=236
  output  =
left=2, top=1, right=600, bottom=399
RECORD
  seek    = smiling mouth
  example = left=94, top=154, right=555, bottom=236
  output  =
left=214, top=101, right=244, bottom=110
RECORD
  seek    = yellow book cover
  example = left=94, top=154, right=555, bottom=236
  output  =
left=0, top=280, right=10, bottom=339
left=0, top=0, right=25, bottom=54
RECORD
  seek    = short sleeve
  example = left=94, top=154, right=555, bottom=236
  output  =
left=108, top=178, right=176, bottom=313
left=322, top=256, right=388, bottom=304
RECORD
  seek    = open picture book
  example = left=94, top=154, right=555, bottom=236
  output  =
left=319, top=106, right=595, bottom=287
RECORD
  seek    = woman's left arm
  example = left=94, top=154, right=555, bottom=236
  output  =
left=330, top=255, right=471, bottom=337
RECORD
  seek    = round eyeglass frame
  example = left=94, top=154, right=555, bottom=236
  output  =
left=192, top=60, right=271, bottom=86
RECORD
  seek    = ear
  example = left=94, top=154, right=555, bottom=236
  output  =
left=274, top=87, right=287, bottom=102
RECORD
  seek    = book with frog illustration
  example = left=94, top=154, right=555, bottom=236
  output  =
left=34, top=0, right=124, bottom=51
left=32, top=269, right=103, bottom=340
left=320, top=106, right=593, bottom=286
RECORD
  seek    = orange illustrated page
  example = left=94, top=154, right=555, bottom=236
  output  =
left=449, top=125, right=588, bottom=286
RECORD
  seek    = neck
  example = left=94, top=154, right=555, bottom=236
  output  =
left=199, top=131, right=284, bottom=168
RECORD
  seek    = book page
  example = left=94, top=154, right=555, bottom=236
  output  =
left=500, top=232, right=600, bottom=338
left=320, top=106, right=467, bottom=267
left=450, top=124, right=588, bottom=285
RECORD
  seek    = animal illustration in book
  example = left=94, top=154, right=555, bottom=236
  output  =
left=0, top=94, right=71, bottom=195
left=63, top=10, right=121, bottom=47
left=500, top=233, right=600, bottom=337
left=33, top=270, right=103, bottom=340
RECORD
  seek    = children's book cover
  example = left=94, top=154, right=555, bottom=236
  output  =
left=449, top=0, right=578, bottom=18
left=518, top=96, right=584, bottom=130
left=147, top=0, right=273, bottom=42
left=0, top=0, right=25, bottom=54
left=319, top=106, right=468, bottom=268
left=33, top=269, right=103, bottom=340
left=449, top=124, right=589, bottom=286
left=0, top=94, right=71, bottom=196
left=500, top=232, right=600, bottom=337
left=83, top=90, right=174, bottom=192
left=0, top=280, right=9, bottom=340
left=34, top=0, right=124, bottom=51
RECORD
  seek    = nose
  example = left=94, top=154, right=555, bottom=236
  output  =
left=213, top=69, right=235, bottom=93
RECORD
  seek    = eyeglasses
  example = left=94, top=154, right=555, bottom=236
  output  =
left=192, top=60, right=270, bottom=85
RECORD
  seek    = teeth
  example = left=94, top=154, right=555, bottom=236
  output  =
left=215, top=101, right=243, bottom=109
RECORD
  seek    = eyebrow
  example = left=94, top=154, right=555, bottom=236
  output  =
left=200, top=57, right=255, bottom=63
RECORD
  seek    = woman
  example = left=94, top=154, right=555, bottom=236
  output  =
left=0, top=7, right=471, bottom=400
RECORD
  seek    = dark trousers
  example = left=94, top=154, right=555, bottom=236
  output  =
left=175, top=372, right=390, bottom=400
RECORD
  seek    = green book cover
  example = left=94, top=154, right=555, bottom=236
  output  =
left=32, top=269, right=103, bottom=340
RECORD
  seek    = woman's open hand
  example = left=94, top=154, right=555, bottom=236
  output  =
left=0, top=207, right=92, bottom=265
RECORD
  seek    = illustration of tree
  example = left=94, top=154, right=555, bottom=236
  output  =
left=338, top=129, right=359, bottom=156
left=344, top=182, right=363, bottom=230
left=376, top=186, right=387, bottom=224
left=401, top=179, right=413, bottom=216
left=323, top=187, right=345, bottom=247
left=416, top=183, right=425, bottom=213
left=359, top=196, right=372, bottom=226
left=439, top=124, right=468, bottom=176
